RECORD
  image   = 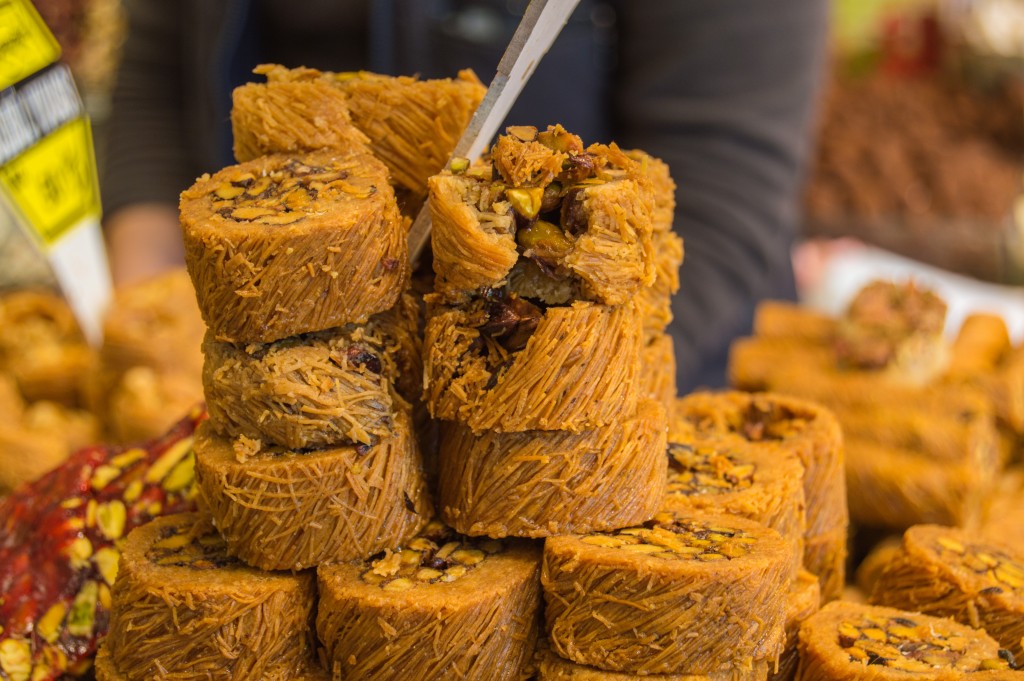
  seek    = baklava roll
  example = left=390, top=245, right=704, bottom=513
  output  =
left=543, top=511, right=792, bottom=676
left=424, top=295, right=641, bottom=433
left=871, top=524, right=1024, bottom=658
left=202, top=292, right=420, bottom=449
left=429, top=125, right=655, bottom=306
left=181, top=150, right=408, bottom=343
left=103, top=513, right=316, bottom=681
left=796, top=601, right=1013, bottom=680
left=193, top=410, right=431, bottom=570
left=316, top=521, right=541, bottom=681
left=438, top=400, right=667, bottom=538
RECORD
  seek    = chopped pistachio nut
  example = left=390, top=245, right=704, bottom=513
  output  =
left=360, top=522, right=504, bottom=589
left=65, top=536, right=93, bottom=569
left=36, top=603, right=68, bottom=643
left=0, top=638, right=32, bottom=681
left=666, top=442, right=757, bottom=497
left=89, top=464, right=121, bottom=491
left=162, top=453, right=195, bottom=493
left=580, top=515, right=756, bottom=562
left=834, top=614, right=993, bottom=671
left=66, top=581, right=98, bottom=638
left=145, top=525, right=238, bottom=570
left=96, top=500, right=127, bottom=540
left=449, top=157, right=470, bottom=174
left=93, top=547, right=121, bottom=586
left=144, top=438, right=193, bottom=484
left=506, top=187, right=544, bottom=219
left=516, top=219, right=572, bottom=257
left=933, top=536, right=1024, bottom=590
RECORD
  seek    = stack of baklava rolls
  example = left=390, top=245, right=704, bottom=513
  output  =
left=425, top=124, right=675, bottom=539
left=96, top=65, right=491, bottom=681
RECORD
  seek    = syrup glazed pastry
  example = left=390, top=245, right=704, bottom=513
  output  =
left=193, top=409, right=431, bottom=570
left=245, top=64, right=486, bottom=197
left=770, top=570, right=822, bottom=681
left=870, top=524, right=1024, bottom=659
left=542, top=511, right=793, bottom=676
left=534, top=645, right=770, bottom=680
left=428, top=125, right=655, bottom=306
left=796, top=601, right=1019, bottom=680
left=670, top=391, right=847, bottom=601
left=101, top=513, right=316, bottom=681
left=202, top=292, right=421, bottom=449
left=438, top=399, right=667, bottom=538
left=231, top=66, right=370, bottom=163
left=663, top=417, right=806, bottom=577
left=0, top=289, right=94, bottom=406
left=834, top=279, right=949, bottom=384
left=844, top=435, right=997, bottom=530
left=316, top=521, right=541, bottom=681
left=180, top=149, right=408, bottom=344
left=752, top=300, right=836, bottom=344
left=424, top=292, right=642, bottom=433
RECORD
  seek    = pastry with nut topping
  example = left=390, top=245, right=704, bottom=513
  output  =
left=438, top=399, right=667, bottom=538
left=100, top=513, right=317, bottom=681
left=796, top=601, right=1017, bottom=680
left=871, top=524, right=1024, bottom=659
left=193, top=409, right=431, bottom=570
left=424, top=292, right=642, bottom=433
left=671, top=391, right=847, bottom=601
left=202, top=291, right=420, bottom=450
left=663, top=410, right=806, bottom=578
left=180, top=149, right=408, bottom=344
left=542, top=511, right=793, bottom=676
left=428, top=125, right=656, bottom=306
left=316, top=520, right=541, bottom=681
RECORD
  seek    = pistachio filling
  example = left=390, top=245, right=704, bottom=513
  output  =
left=933, top=536, right=1024, bottom=590
left=835, top=614, right=1013, bottom=672
left=580, top=515, right=756, bottom=561
left=729, top=402, right=808, bottom=442
left=145, top=525, right=239, bottom=570
left=360, top=521, right=505, bottom=590
left=666, top=442, right=756, bottom=496
left=208, top=158, right=377, bottom=225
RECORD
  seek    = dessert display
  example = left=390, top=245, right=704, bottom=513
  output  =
left=870, top=524, right=1024, bottom=659
left=796, top=601, right=1018, bottom=679
left=102, top=513, right=317, bottom=681
left=316, top=521, right=541, bottom=680
left=542, top=511, right=793, bottom=676
left=438, top=399, right=667, bottom=538
left=669, top=391, right=847, bottom=601
left=180, top=149, right=409, bottom=343
left=730, top=280, right=1013, bottom=532
left=0, top=411, right=205, bottom=681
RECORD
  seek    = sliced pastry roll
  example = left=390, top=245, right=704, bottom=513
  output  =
left=316, top=521, right=541, bottom=681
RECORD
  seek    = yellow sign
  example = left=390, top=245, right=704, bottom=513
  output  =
left=0, top=117, right=100, bottom=246
left=0, top=0, right=62, bottom=90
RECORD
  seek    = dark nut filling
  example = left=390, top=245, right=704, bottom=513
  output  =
left=666, top=442, right=756, bottom=496
left=360, top=521, right=505, bottom=590
left=145, top=524, right=239, bottom=570
left=580, top=514, right=757, bottom=561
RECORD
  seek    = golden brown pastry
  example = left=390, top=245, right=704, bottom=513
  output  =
left=317, top=521, right=541, bottom=681
left=180, top=150, right=408, bottom=343
left=193, top=409, right=431, bottom=570
left=438, top=399, right=667, bottom=538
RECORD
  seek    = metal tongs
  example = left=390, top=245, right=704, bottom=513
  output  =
left=407, top=0, right=582, bottom=262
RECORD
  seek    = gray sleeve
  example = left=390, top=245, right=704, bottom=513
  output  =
left=611, top=0, right=829, bottom=389
left=100, top=0, right=195, bottom=219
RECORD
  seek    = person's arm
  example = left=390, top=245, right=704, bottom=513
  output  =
left=101, top=0, right=193, bottom=286
left=612, top=0, right=829, bottom=390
